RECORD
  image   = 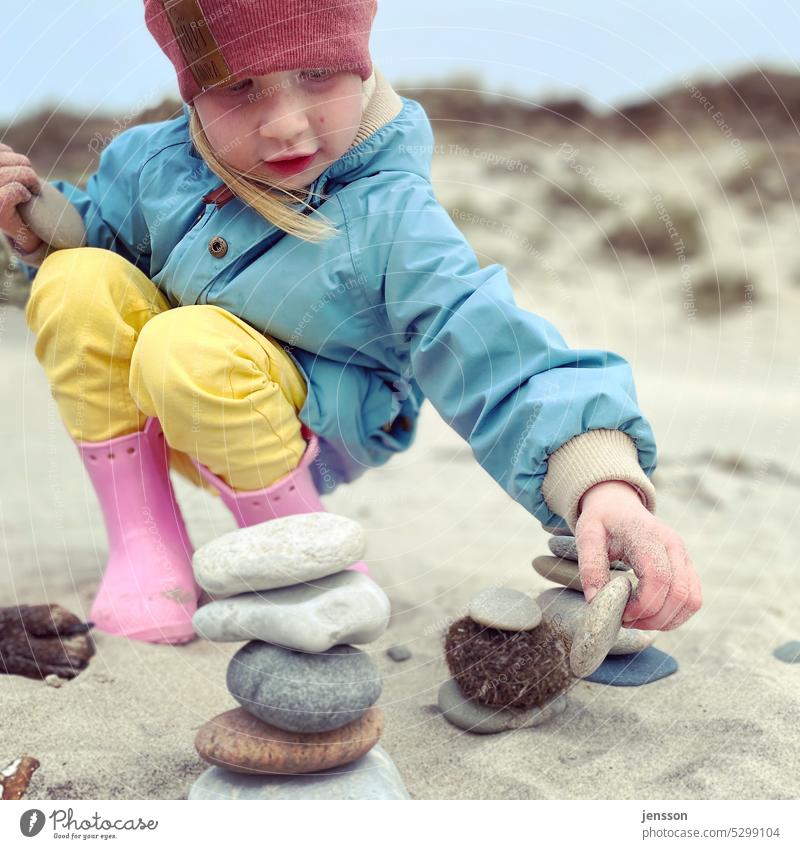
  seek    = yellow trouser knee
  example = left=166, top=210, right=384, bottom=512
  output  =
left=24, top=246, right=308, bottom=492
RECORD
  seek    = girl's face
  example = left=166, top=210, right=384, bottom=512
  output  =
left=193, top=69, right=364, bottom=191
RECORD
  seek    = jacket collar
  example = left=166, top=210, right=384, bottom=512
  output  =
left=198, top=67, right=405, bottom=209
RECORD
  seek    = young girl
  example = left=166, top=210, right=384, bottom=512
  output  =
left=0, top=0, right=701, bottom=645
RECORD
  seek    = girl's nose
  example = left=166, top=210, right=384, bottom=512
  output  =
left=257, top=94, right=311, bottom=144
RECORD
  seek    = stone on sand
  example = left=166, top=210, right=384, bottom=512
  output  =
left=188, top=743, right=410, bottom=799
left=773, top=640, right=800, bottom=664
left=438, top=678, right=568, bottom=734
left=584, top=646, right=678, bottom=686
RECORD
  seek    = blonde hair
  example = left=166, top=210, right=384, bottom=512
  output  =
left=186, top=103, right=340, bottom=243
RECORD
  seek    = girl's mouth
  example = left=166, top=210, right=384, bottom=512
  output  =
left=263, top=152, right=317, bottom=176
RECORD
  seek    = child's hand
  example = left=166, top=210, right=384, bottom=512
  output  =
left=574, top=480, right=702, bottom=631
left=0, top=142, right=43, bottom=254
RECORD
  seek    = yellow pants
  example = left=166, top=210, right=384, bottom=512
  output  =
left=24, top=247, right=309, bottom=493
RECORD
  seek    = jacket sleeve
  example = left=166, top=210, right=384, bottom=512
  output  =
left=10, top=124, right=153, bottom=282
left=371, top=177, right=658, bottom=532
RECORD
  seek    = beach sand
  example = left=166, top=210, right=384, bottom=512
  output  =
left=1, top=134, right=799, bottom=799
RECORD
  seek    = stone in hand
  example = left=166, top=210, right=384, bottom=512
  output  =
left=569, top=574, right=634, bottom=677
left=226, top=641, right=382, bottom=733
left=17, top=181, right=86, bottom=250
left=192, top=513, right=365, bottom=595
left=195, top=705, right=383, bottom=774
left=193, top=570, right=390, bottom=652
left=188, top=743, right=410, bottom=799
left=537, top=587, right=655, bottom=655
left=467, top=587, right=542, bottom=631
left=438, top=678, right=568, bottom=734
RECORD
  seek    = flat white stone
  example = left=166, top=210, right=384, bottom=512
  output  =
left=192, top=513, right=365, bottom=595
left=193, top=570, right=390, bottom=651
left=468, top=587, right=542, bottom=631
left=569, top=574, right=634, bottom=677
left=537, top=587, right=655, bottom=655
left=188, top=744, right=410, bottom=799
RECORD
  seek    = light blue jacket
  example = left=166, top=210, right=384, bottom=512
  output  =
left=19, top=94, right=657, bottom=529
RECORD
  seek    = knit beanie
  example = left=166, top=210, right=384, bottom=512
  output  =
left=144, top=0, right=377, bottom=103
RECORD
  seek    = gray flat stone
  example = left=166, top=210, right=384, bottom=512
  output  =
left=467, top=587, right=542, bottom=631
left=438, top=678, right=568, bottom=734
left=569, top=574, right=634, bottom=677
left=548, top=535, right=579, bottom=561
left=193, top=570, right=390, bottom=652
left=532, top=555, right=636, bottom=592
left=18, top=181, right=87, bottom=249
left=227, top=641, right=382, bottom=733
left=773, top=640, right=800, bottom=664
left=188, top=743, right=410, bottom=799
left=537, top=587, right=655, bottom=655
left=193, top=513, right=365, bottom=595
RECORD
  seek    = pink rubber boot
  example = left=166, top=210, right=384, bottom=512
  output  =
left=189, top=427, right=370, bottom=576
left=74, top=416, right=201, bottom=644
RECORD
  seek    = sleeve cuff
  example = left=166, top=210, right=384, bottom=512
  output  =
left=540, top=428, right=657, bottom=532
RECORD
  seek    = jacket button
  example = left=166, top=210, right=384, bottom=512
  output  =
left=208, top=236, right=228, bottom=258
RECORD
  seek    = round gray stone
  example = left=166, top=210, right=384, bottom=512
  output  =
left=438, top=678, right=568, bottom=734
left=569, top=574, right=634, bottom=677
left=387, top=645, right=411, bottom=662
left=467, top=587, right=542, bottom=631
left=548, top=535, right=579, bottom=561
left=193, top=570, right=390, bottom=652
left=18, top=181, right=87, bottom=250
left=536, top=587, right=655, bottom=655
left=226, top=641, right=382, bottom=733
left=188, top=743, right=410, bottom=800
left=193, top=513, right=365, bottom=595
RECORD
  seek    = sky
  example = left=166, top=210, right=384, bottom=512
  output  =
left=2, top=0, right=798, bottom=123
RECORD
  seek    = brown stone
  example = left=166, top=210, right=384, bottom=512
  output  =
left=0, top=604, right=94, bottom=680
left=195, top=706, right=383, bottom=775
left=1, top=756, right=40, bottom=800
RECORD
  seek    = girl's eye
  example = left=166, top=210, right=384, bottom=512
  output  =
left=301, top=69, right=335, bottom=82
left=225, top=79, right=251, bottom=94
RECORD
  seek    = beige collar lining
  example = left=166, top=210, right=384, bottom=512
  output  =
left=351, top=66, right=404, bottom=149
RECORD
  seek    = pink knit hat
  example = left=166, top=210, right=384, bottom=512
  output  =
left=144, top=0, right=377, bottom=103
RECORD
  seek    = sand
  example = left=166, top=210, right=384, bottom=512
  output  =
left=2, top=133, right=799, bottom=799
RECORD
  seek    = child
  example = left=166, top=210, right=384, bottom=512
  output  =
left=0, top=0, right=701, bottom=645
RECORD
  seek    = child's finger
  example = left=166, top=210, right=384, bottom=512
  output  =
left=662, top=552, right=703, bottom=630
left=575, top=519, right=610, bottom=602
left=620, top=537, right=672, bottom=625
left=625, top=538, right=689, bottom=629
